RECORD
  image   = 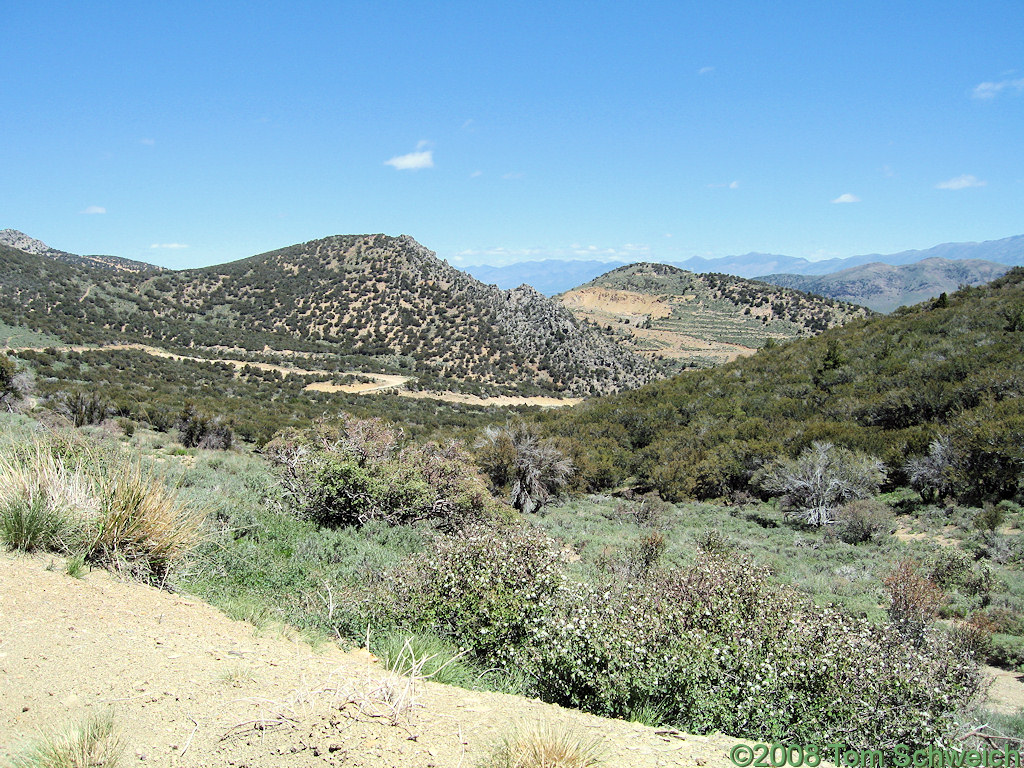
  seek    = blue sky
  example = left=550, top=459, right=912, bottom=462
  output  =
left=2, top=1, right=1022, bottom=269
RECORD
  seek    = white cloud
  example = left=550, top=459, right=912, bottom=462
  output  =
left=80, top=205, right=106, bottom=214
left=150, top=243, right=189, bottom=249
left=384, top=148, right=434, bottom=170
left=140, top=138, right=155, bottom=146
left=698, top=66, right=715, bottom=75
left=972, top=78, right=1024, bottom=99
left=831, top=193, right=861, bottom=203
left=470, top=170, right=483, bottom=178
left=707, top=180, right=740, bottom=189
left=936, top=174, right=986, bottom=190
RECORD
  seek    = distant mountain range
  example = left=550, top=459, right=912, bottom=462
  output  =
left=760, top=258, right=1011, bottom=313
left=461, top=234, right=1024, bottom=297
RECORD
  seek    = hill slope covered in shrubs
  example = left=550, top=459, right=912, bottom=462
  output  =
left=543, top=269, right=1024, bottom=505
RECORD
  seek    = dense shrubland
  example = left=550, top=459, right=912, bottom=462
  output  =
left=370, top=524, right=981, bottom=749
left=12, top=346, right=514, bottom=445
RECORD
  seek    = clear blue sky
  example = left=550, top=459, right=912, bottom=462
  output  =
left=3, top=1, right=1022, bottom=269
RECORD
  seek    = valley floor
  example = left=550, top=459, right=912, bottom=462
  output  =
left=5, top=342, right=581, bottom=408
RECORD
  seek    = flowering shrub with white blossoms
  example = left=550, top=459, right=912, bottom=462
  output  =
left=381, top=530, right=982, bottom=749
left=384, top=523, right=564, bottom=667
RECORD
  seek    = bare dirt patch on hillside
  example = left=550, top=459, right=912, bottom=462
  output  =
left=0, top=552, right=735, bottom=767
left=559, top=288, right=675, bottom=320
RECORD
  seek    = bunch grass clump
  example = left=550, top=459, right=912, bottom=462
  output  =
left=0, top=432, right=205, bottom=584
left=479, top=721, right=603, bottom=768
left=373, top=630, right=480, bottom=688
left=8, top=712, right=121, bottom=768
left=88, top=462, right=206, bottom=581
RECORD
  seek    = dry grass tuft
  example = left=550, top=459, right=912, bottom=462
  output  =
left=480, top=721, right=603, bottom=768
left=89, top=460, right=205, bottom=582
left=0, top=434, right=205, bottom=583
left=8, top=712, right=122, bottom=768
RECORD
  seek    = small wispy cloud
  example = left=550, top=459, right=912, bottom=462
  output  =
left=936, top=174, right=986, bottom=190
left=140, top=138, right=155, bottom=146
left=385, top=142, right=434, bottom=171
left=80, top=205, right=106, bottom=214
left=698, top=66, right=715, bottom=75
left=150, top=243, right=189, bottom=249
left=831, top=193, right=860, bottom=204
left=972, top=78, right=1024, bottom=99
left=470, top=170, right=483, bottom=178
left=708, top=180, right=740, bottom=189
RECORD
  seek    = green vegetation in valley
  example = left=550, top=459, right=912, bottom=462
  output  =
left=11, top=346, right=532, bottom=445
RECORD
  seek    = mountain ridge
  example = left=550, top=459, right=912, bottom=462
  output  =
left=0, top=229, right=162, bottom=273
left=557, top=262, right=871, bottom=369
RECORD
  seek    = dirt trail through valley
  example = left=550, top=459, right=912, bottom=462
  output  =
left=6, top=344, right=578, bottom=407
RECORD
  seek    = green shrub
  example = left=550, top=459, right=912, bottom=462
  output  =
left=835, top=499, right=892, bottom=544
left=521, top=555, right=979, bottom=749
left=989, top=633, right=1024, bottom=671
left=378, top=532, right=980, bottom=749
left=975, top=503, right=1005, bottom=532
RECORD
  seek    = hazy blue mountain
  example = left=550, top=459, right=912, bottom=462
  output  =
left=758, top=258, right=1010, bottom=313
left=676, top=235, right=1024, bottom=278
left=460, top=235, right=1024, bottom=294
left=461, top=260, right=628, bottom=294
